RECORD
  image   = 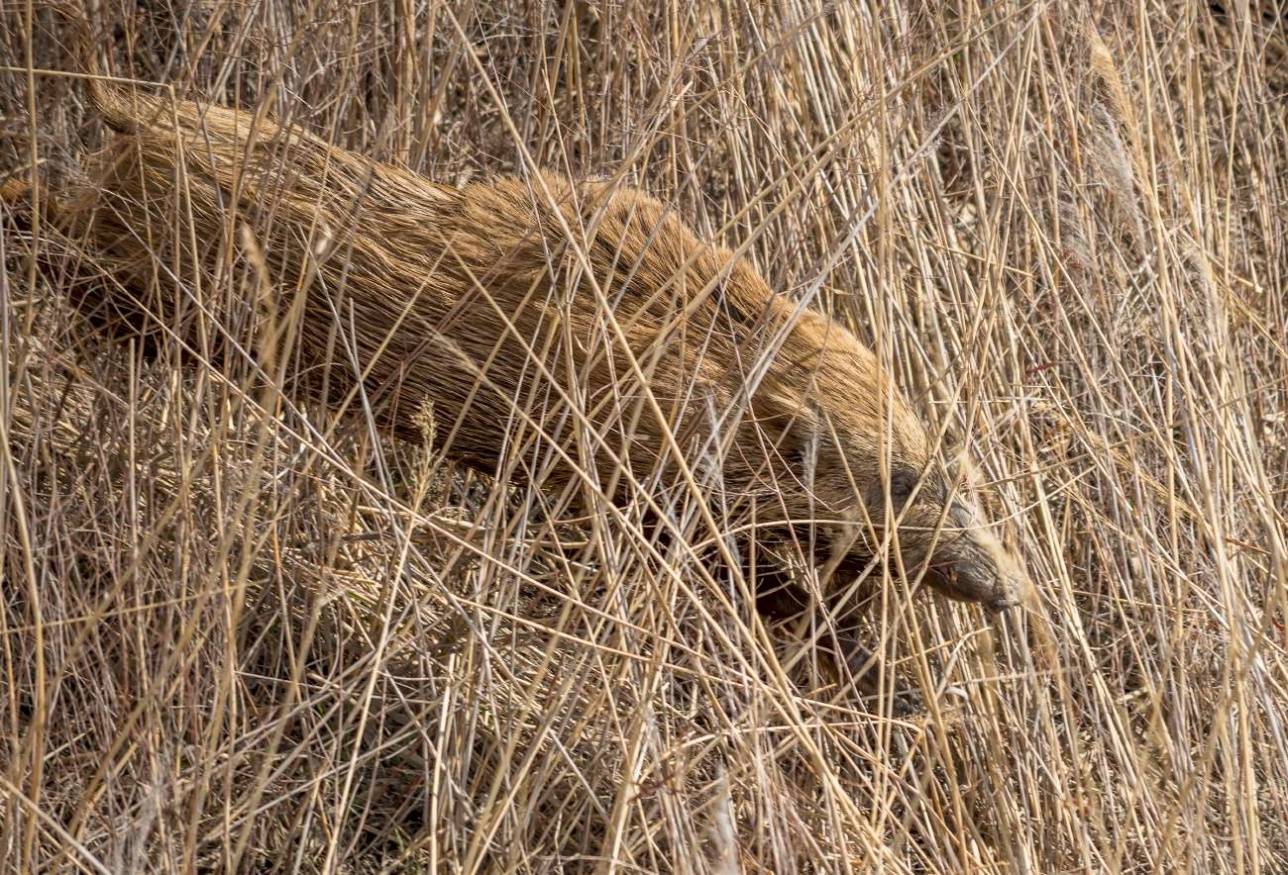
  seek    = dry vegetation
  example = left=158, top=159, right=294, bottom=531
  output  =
left=2, top=0, right=1286, bottom=871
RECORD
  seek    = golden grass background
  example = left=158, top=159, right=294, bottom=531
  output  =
left=1, top=1, right=1286, bottom=871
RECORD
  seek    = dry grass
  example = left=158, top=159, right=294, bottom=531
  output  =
left=2, top=1, right=1286, bottom=871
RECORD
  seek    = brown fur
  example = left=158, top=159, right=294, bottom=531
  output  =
left=10, top=9, right=1028, bottom=625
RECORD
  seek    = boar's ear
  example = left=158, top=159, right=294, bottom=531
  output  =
left=767, top=395, right=829, bottom=494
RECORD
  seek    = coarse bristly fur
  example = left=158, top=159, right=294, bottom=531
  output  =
left=19, top=6, right=1027, bottom=633
left=8, top=0, right=1288, bottom=869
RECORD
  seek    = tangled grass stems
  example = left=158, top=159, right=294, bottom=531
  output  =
left=2, top=1, right=1286, bottom=871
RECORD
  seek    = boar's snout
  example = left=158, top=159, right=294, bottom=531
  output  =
left=921, top=500, right=1027, bottom=612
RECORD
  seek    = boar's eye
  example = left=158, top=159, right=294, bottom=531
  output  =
left=888, top=466, right=919, bottom=505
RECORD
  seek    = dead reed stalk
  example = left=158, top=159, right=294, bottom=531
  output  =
left=1, top=1, right=1285, bottom=871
